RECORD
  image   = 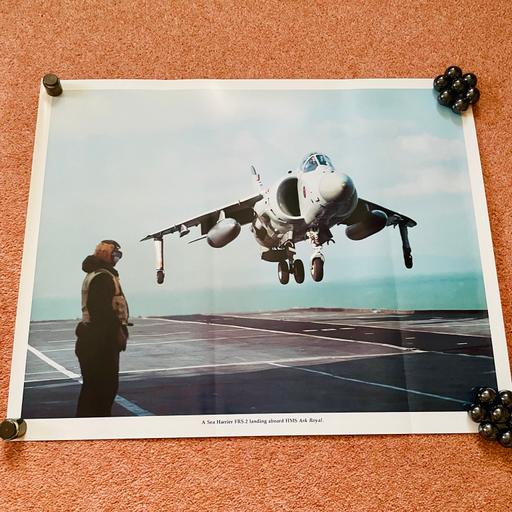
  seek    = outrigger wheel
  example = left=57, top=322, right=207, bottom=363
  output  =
left=157, top=270, right=165, bottom=284
left=311, top=258, right=324, bottom=282
left=278, top=260, right=290, bottom=285
left=403, top=248, right=413, bottom=269
left=399, top=223, right=413, bottom=269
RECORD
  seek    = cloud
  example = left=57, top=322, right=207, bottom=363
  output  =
left=395, top=133, right=465, bottom=164
left=379, top=165, right=470, bottom=198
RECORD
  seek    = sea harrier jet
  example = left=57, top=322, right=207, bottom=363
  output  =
left=142, top=153, right=417, bottom=284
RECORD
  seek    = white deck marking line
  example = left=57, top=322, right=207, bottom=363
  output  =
left=321, top=328, right=336, bottom=332
left=25, top=376, right=76, bottom=384
left=25, top=370, right=62, bottom=376
left=126, top=333, right=279, bottom=347
left=339, top=327, right=355, bottom=330
left=269, top=363, right=467, bottom=405
left=112, top=396, right=153, bottom=416
left=145, top=317, right=414, bottom=353
left=30, top=327, right=75, bottom=333
left=45, top=331, right=192, bottom=343
left=42, top=326, right=251, bottom=344
left=303, top=329, right=318, bottom=332
left=36, top=347, right=114, bottom=353
left=240, top=316, right=491, bottom=338
left=40, top=333, right=281, bottom=352
left=28, top=346, right=80, bottom=379
left=127, top=331, right=191, bottom=338
left=457, top=342, right=469, bottom=346
left=405, top=337, right=415, bottom=340
left=119, top=351, right=412, bottom=375
left=27, top=345, right=153, bottom=416
left=455, top=322, right=491, bottom=327
left=409, top=322, right=486, bottom=329
left=205, top=328, right=253, bottom=333
left=430, top=349, right=491, bottom=360
left=31, top=320, right=77, bottom=324
left=131, top=322, right=190, bottom=327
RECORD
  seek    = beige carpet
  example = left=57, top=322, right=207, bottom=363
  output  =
left=1, top=1, right=511, bottom=510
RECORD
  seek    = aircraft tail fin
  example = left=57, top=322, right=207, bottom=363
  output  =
left=251, top=165, right=264, bottom=192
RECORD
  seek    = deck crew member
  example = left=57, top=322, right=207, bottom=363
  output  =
left=75, top=240, right=129, bottom=417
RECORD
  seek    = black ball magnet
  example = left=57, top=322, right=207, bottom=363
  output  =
left=498, top=430, right=512, bottom=448
left=438, top=90, right=456, bottom=107
left=445, top=66, right=463, bottom=81
left=462, top=73, right=478, bottom=88
left=498, top=390, right=512, bottom=410
left=491, top=405, right=511, bottom=424
left=468, top=404, right=488, bottom=423
left=451, top=78, right=467, bottom=95
left=479, top=421, right=499, bottom=441
left=451, top=98, right=469, bottom=115
left=465, top=87, right=480, bottom=105
left=476, top=387, right=497, bottom=406
left=433, top=74, right=451, bottom=92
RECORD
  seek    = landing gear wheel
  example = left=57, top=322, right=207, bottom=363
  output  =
left=403, top=248, right=413, bottom=269
left=156, top=270, right=165, bottom=284
left=311, top=258, right=324, bottom=282
left=293, top=259, right=305, bottom=284
left=278, top=261, right=290, bottom=285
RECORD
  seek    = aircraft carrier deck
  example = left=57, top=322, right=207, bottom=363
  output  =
left=21, top=309, right=497, bottom=418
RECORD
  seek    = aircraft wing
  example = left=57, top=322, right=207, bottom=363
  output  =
left=340, top=198, right=417, bottom=228
left=141, top=193, right=263, bottom=241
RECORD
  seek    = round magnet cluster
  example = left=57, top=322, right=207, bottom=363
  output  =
left=468, top=387, right=512, bottom=448
left=433, top=66, right=480, bottom=114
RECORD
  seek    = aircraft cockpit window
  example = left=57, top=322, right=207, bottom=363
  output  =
left=317, top=154, right=334, bottom=168
left=303, top=156, right=318, bottom=173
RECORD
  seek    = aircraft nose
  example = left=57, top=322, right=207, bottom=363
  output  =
left=319, top=172, right=352, bottom=203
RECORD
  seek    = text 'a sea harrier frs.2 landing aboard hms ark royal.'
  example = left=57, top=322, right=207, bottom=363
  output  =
left=141, top=153, right=417, bottom=285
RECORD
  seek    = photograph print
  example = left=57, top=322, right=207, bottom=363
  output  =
left=8, top=79, right=511, bottom=440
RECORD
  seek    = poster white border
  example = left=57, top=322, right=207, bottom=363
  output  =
left=7, top=78, right=511, bottom=441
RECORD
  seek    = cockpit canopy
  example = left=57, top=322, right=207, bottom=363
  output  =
left=301, top=153, right=334, bottom=173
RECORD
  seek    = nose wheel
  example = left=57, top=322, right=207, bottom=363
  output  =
left=311, top=257, right=324, bottom=282
left=277, top=259, right=305, bottom=284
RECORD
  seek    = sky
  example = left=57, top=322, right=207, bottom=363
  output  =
left=30, top=85, right=487, bottom=318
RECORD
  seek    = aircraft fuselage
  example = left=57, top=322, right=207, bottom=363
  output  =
left=251, top=159, right=358, bottom=250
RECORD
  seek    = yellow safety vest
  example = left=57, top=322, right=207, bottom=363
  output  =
left=81, top=268, right=130, bottom=326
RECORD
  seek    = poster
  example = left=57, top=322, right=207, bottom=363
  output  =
left=7, top=79, right=511, bottom=440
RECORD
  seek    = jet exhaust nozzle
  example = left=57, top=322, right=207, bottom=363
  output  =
left=345, top=210, right=388, bottom=241
left=207, top=218, right=241, bottom=248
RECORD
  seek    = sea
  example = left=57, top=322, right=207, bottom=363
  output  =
left=30, top=272, right=489, bottom=321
